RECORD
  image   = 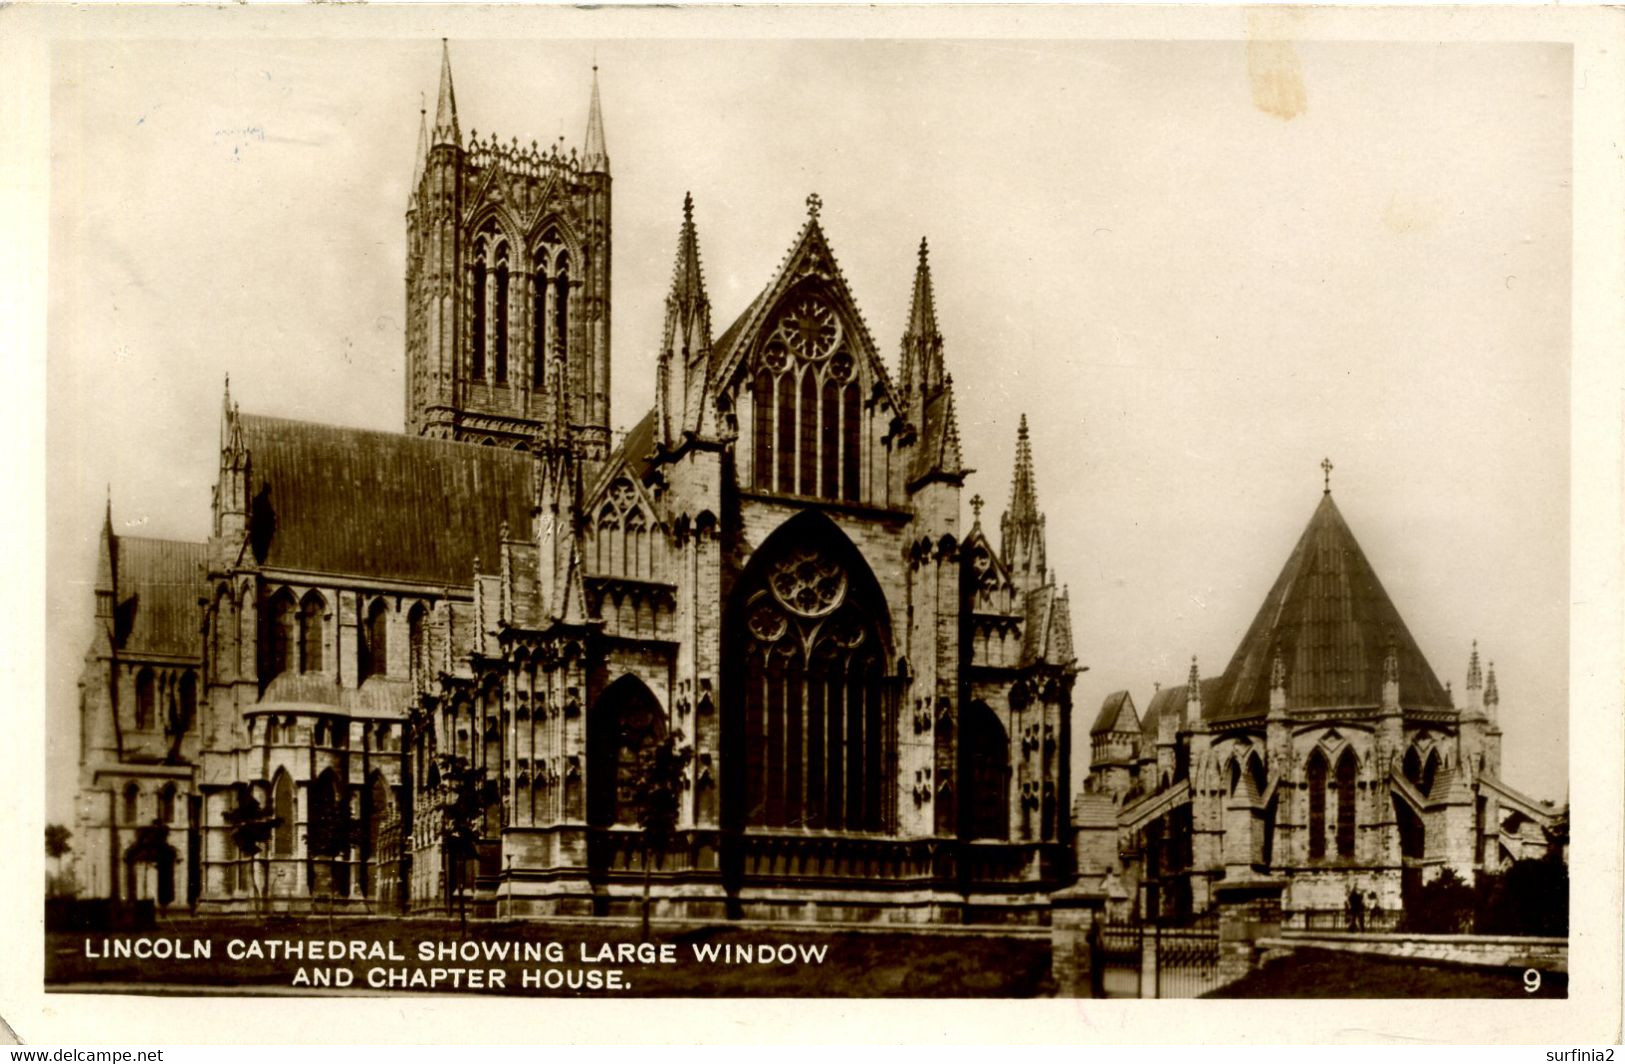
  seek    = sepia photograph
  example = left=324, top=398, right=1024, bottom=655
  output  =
left=6, top=4, right=1623, bottom=1043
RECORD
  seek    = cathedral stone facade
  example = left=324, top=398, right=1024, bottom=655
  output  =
left=1077, top=481, right=1567, bottom=923
left=73, top=47, right=1080, bottom=922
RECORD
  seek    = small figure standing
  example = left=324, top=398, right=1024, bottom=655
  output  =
left=1368, top=891, right=1383, bottom=931
left=1347, top=885, right=1365, bottom=931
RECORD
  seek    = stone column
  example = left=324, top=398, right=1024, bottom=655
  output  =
left=1214, top=876, right=1288, bottom=990
left=1050, top=883, right=1108, bottom=998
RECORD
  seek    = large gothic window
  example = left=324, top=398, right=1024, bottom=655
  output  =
left=961, top=701, right=1010, bottom=840
left=724, top=515, right=894, bottom=833
left=587, top=676, right=668, bottom=828
left=748, top=291, right=861, bottom=503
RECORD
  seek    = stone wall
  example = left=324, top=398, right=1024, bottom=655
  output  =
left=1260, top=931, right=1568, bottom=972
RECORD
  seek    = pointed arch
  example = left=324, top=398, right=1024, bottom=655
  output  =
left=407, top=601, right=428, bottom=681
left=264, top=588, right=297, bottom=682
left=961, top=701, right=1010, bottom=840
left=1421, top=748, right=1441, bottom=798
left=1247, top=749, right=1268, bottom=798
left=134, top=668, right=155, bottom=731
left=360, top=598, right=389, bottom=681
left=271, top=770, right=295, bottom=856
left=1403, top=745, right=1422, bottom=787
left=1305, top=748, right=1329, bottom=861
left=722, top=510, right=895, bottom=835
left=298, top=590, right=325, bottom=673
left=1334, top=747, right=1358, bottom=858
left=587, top=675, right=668, bottom=828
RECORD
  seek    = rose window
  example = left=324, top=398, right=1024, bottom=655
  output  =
left=768, top=547, right=847, bottom=618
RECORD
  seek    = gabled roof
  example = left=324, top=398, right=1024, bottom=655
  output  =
left=605, top=407, right=658, bottom=486
left=704, top=210, right=899, bottom=410
left=240, top=413, right=533, bottom=587
left=1206, top=491, right=1452, bottom=722
left=114, top=537, right=207, bottom=659
left=1141, top=678, right=1224, bottom=739
left=1091, top=690, right=1138, bottom=736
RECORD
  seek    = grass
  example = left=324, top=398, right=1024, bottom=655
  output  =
left=1207, top=947, right=1567, bottom=999
left=47, top=915, right=1055, bottom=998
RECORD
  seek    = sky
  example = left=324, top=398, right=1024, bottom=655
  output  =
left=45, top=37, right=1572, bottom=822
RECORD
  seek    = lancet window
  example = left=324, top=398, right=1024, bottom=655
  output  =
left=359, top=598, right=388, bottom=681
left=470, top=218, right=510, bottom=383
left=531, top=229, right=571, bottom=388
left=748, top=291, right=862, bottom=503
left=263, top=589, right=297, bottom=682
left=298, top=591, right=324, bottom=674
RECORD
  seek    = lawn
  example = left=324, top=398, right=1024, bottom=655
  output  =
left=1208, top=947, right=1567, bottom=999
left=47, top=915, right=1055, bottom=998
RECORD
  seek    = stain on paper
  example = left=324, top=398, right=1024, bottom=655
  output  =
left=1246, top=38, right=1308, bottom=121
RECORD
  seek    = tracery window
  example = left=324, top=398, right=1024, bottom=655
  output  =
left=587, top=676, right=667, bottom=828
left=725, top=524, right=893, bottom=832
left=748, top=291, right=861, bottom=503
left=591, top=477, right=657, bottom=580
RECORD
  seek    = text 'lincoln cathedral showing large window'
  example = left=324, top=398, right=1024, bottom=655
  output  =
left=724, top=514, right=895, bottom=833
left=750, top=290, right=861, bottom=502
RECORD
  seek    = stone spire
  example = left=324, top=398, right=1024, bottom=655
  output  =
left=432, top=40, right=460, bottom=147
left=411, top=99, right=428, bottom=198
left=95, top=490, right=116, bottom=624
left=901, top=237, right=944, bottom=403
left=1000, top=414, right=1046, bottom=595
left=1484, top=660, right=1499, bottom=715
left=583, top=63, right=608, bottom=172
left=659, top=192, right=713, bottom=445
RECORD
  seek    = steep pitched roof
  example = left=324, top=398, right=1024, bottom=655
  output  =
left=604, top=407, right=658, bottom=485
left=909, top=385, right=964, bottom=484
left=1141, top=678, right=1224, bottom=739
left=114, top=537, right=207, bottom=659
left=1206, top=492, right=1452, bottom=721
left=240, top=413, right=533, bottom=587
left=1091, top=690, right=1138, bottom=736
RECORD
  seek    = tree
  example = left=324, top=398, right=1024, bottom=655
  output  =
left=45, top=824, right=75, bottom=899
left=438, top=755, right=498, bottom=934
left=305, top=780, right=364, bottom=926
left=223, top=787, right=281, bottom=915
left=629, top=729, right=693, bottom=942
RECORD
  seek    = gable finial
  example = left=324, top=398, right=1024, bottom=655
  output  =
left=970, top=494, right=984, bottom=524
left=1321, top=456, right=1334, bottom=494
left=806, top=192, right=822, bottom=220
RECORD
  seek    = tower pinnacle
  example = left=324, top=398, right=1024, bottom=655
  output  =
left=432, top=40, right=460, bottom=146
left=583, top=64, right=608, bottom=172
left=999, top=414, right=1047, bottom=595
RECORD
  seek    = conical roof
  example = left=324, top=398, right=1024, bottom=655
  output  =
left=1206, top=491, right=1452, bottom=721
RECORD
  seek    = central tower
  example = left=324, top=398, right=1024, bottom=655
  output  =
left=404, top=44, right=612, bottom=459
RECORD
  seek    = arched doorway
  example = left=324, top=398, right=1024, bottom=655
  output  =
left=587, top=675, right=669, bottom=829
left=960, top=701, right=1010, bottom=840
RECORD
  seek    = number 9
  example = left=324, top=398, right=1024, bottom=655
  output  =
left=1523, top=969, right=1541, bottom=993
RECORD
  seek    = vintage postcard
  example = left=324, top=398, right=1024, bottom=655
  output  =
left=2, top=3, right=1621, bottom=1045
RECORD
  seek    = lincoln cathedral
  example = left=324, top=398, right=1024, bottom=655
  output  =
left=72, top=45, right=1563, bottom=925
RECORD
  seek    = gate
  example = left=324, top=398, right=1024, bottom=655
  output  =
left=1096, top=909, right=1219, bottom=998
left=1152, top=908, right=1219, bottom=998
